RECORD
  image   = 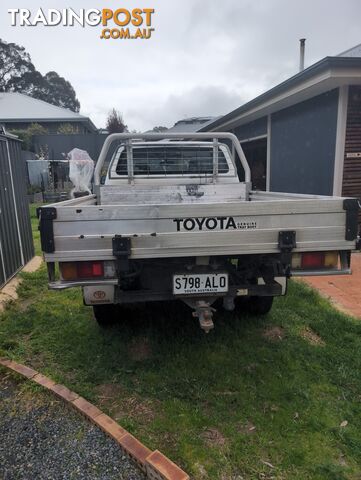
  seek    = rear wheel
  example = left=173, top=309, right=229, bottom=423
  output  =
left=93, top=304, right=119, bottom=328
left=235, top=296, right=274, bottom=315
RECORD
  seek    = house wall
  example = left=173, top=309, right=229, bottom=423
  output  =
left=269, top=89, right=339, bottom=195
left=342, top=85, right=361, bottom=225
left=214, top=92, right=339, bottom=195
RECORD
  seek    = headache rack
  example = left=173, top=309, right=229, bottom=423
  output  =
left=113, top=143, right=231, bottom=177
left=94, top=132, right=252, bottom=186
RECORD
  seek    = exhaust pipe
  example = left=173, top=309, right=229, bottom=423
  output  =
left=299, top=38, right=306, bottom=71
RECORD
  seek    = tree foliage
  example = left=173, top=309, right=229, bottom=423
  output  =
left=0, top=39, right=80, bottom=112
left=43, top=72, right=80, bottom=112
left=0, top=40, right=34, bottom=90
left=106, top=109, right=127, bottom=133
left=9, top=123, right=48, bottom=150
left=57, top=123, right=79, bottom=135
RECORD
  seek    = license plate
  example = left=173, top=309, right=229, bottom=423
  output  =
left=173, top=273, right=228, bottom=295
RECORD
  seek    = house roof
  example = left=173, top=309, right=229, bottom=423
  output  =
left=199, top=56, right=361, bottom=132
left=0, top=92, right=97, bottom=132
left=337, top=42, right=361, bottom=58
left=167, top=116, right=219, bottom=133
left=143, top=116, right=219, bottom=134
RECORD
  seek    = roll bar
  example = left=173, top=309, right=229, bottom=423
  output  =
left=93, top=132, right=251, bottom=185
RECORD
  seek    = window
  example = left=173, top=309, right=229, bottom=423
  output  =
left=114, top=145, right=229, bottom=176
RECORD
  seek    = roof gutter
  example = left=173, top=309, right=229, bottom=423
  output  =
left=1, top=117, right=98, bottom=133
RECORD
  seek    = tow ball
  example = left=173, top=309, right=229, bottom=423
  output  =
left=192, top=300, right=216, bottom=333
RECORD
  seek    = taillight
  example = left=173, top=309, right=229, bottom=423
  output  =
left=77, top=261, right=103, bottom=278
left=291, top=252, right=338, bottom=270
left=301, top=252, right=325, bottom=269
left=60, top=262, right=77, bottom=280
left=324, top=251, right=339, bottom=268
left=60, top=261, right=104, bottom=280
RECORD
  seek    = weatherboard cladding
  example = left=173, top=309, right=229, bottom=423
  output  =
left=0, top=134, right=34, bottom=288
left=342, top=85, right=361, bottom=225
left=269, top=89, right=338, bottom=195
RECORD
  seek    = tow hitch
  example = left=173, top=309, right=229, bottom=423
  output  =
left=191, top=300, right=216, bottom=333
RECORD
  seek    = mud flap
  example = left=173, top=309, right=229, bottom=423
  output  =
left=83, top=285, right=115, bottom=305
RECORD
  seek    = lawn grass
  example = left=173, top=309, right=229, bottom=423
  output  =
left=1, top=205, right=361, bottom=478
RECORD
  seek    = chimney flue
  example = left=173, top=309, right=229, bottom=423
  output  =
left=299, top=38, right=306, bottom=71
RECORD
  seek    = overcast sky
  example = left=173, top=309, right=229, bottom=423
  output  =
left=1, top=0, right=361, bottom=131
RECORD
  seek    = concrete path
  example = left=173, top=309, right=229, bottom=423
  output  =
left=303, top=253, right=361, bottom=318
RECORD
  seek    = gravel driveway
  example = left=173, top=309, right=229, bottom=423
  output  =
left=0, top=371, right=146, bottom=480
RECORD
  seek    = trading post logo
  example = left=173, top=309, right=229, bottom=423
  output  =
left=8, top=8, right=155, bottom=40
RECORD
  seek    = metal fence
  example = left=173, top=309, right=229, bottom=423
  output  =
left=27, top=160, right=71, bottom=190
left=0, top=133, right=34, bottom=288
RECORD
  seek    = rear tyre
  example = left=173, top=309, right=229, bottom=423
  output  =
left=235, top=296, right=274, bottom=315
left=93, top=305, right=119, bottom=328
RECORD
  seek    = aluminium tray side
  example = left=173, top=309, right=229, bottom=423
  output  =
left=42, top=195, right=356, bottom=262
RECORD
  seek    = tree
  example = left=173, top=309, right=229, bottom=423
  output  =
left=9, top=70, right=47, bottom=99
left=152, top=126, right=168, bottom=132
left=0, top=40, right=34, bottom=91
left=9, top=123, right=48, bottom=150
left=106, top=109, right=127, bottom=133
left=43, top=72, right=80, bottom=112
left=0, top=39, right=80, bottom=112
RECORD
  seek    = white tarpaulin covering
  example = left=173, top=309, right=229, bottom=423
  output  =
left=68, top=148, right=94, bottom=196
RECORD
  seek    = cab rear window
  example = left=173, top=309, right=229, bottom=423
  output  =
left=114, top=146, right=229, bottom=175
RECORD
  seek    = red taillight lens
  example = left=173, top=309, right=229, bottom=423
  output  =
left=77, top=261, right=104, bottom=278
left=60, top=261, right=104, bottom=280
left=92, top=262, right=104, bottom=276
left=301, top=252, right=325, bottom=269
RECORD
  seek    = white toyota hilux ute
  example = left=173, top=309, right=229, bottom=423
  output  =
left=38, top=133, right=360, bottom=332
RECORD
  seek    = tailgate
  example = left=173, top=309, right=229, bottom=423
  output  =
left=39, top=196, right=358, bottom=262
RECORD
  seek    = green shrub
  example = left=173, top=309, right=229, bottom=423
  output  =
left=9, top=123, right=48, bottom=151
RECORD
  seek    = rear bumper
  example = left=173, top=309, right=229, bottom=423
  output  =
left=48, top=263, right=352, bottom=291
left=111, top=282, right=285, bottom=304
left=49, top=279, right=117, bottom=290
left=49, top=279, right=285, bottom=303
left=291, top=268, right=351, bottom=276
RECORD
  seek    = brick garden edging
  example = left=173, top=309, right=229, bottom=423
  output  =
left=0, top=358, right=189, bottom=480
